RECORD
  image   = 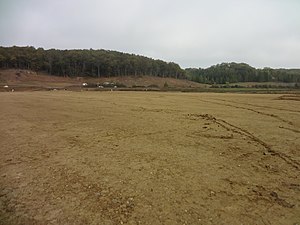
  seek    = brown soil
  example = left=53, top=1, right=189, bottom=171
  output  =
left=0, top=69, right=205, bottom=91
left=0, top=91, right=299, bottom=225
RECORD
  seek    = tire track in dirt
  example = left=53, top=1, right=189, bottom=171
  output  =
left=98, top=128, right=183, bottom=141
left=131, top=106, right=180, bottom=114
left=211, top=98, right=300, bottom=114
left=187, top=114, right=300, bottom=170
left=279, top=126, right=300, bottom=134
left=197, top=99, right=295, bottom=126
left=223, top=178, right=295, bottom=209
left=186, top=133, right=234, bottom=140
left=276, top=94, right=300, bottom=101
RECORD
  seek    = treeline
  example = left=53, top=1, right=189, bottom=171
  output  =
left=0, top=46, right=186, bottom=78
left=1, top=46, right=299, bottom=83
left=186, top=62, right=300, bottom=83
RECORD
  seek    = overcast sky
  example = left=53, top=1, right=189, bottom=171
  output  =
left=0, top=0, right=299, bottom=68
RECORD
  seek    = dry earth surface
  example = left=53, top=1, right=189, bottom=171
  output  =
left=0, top=69, right=204, bottom=91
left=0, top=91, right=300, bottom=225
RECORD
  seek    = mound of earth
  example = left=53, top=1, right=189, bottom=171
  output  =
left=0, top=69, right=205, bottom=91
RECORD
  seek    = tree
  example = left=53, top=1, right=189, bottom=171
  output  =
left=185, top=62, right=300, bottom=84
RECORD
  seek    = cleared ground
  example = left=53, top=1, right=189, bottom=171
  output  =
left=0, top=69, right=204, bottom=90
left=0, top=91, right=299, bottom=225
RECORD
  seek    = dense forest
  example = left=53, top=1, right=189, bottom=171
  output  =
left=186, top=63, right=300, bottom=83
left=1, top=46, right=299, bottom=84
left=0, top=46, right=186, bottom=79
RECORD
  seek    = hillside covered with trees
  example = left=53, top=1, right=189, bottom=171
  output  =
left=186, top=63, right=300, bottom=84
left=1, top=46, right=299, bottom=84
left=0, top=46, right=186, bottom=79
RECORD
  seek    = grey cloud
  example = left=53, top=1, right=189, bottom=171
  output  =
left=0, top=0, right=299, bottom=68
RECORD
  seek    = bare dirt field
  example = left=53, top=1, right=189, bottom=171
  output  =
left=0, top=69, right=204, bottom=91
left=0, top=91, right=299, bottom=225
